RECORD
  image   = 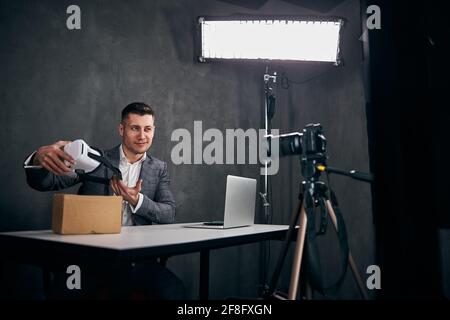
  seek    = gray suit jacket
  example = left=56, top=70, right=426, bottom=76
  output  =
left=25, top=145, right=176, bottom=225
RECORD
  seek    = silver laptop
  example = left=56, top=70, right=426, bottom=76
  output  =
left=185, top=175, right=257, bottom=229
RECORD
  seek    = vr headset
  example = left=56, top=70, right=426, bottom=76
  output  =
left=64, top=139, right=122, bottom=185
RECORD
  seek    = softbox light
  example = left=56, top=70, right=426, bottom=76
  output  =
left=198, top=17, right=344, bottom=64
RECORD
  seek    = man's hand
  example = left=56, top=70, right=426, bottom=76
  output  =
left=110, top=176, right=143, bottom=207
left=33, top=140, right=75, bottom=175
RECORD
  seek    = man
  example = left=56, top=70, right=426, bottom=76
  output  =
left=24, top=102, right=185, bottom=299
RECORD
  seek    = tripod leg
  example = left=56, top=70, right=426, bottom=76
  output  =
left=267, top=198, right=303, bottom=296
left=325, top=200, right=369, bottom=300
left=288, top=204, right=307, bottom=300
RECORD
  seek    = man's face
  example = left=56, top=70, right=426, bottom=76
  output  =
left=119, top=113, right=155, bottom=155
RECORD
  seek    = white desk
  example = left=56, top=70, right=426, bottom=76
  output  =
left=0, top=223, right=290, bottom=299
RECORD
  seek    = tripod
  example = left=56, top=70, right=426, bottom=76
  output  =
left=265, top=168, right=370, bottom=300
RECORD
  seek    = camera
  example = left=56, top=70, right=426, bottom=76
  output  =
left=267, top=123, right=327, bottom=181
left=267, top=123, right=373, bottom=183
left=302, top=124, right=326, bottom=156
left=268, top=123, right=327, bottom=157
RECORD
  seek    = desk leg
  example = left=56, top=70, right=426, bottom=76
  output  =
left=200, top=250, right=210, bottom=300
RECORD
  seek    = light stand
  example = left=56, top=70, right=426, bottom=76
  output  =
left=261, top=66, right=277, bottom=223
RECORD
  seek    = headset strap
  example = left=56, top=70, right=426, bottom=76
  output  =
left=75, top=148, right=122, bottom=186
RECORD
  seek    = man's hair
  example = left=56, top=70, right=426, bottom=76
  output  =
left=121, top=102, right=155, bottom=122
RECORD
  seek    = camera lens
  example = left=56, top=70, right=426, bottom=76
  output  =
left=279, top=133, right=302, bottom=157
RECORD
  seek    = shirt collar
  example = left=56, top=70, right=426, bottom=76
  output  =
left=119, top=144, right=147, bottom=165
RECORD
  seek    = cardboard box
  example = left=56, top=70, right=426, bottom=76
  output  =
left=52, top=194, right=123, bottom=235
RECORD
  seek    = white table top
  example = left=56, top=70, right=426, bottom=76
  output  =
left=0, top=223, right=290, bottom=251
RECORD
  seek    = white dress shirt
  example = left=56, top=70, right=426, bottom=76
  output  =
left=118, top=144, right=145, bottom=226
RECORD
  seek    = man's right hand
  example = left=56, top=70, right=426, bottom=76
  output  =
left=33, top=140, right=75, bottom=176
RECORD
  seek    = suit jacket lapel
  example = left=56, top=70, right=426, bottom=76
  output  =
left=103, top=145, right=121, bottom=195
left=139, top=155, right=154, bottom=186
left=105, top=145, right=121, bottom=169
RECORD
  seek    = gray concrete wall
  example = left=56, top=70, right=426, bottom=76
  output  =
left=0, top=0, right=374, bottom=299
